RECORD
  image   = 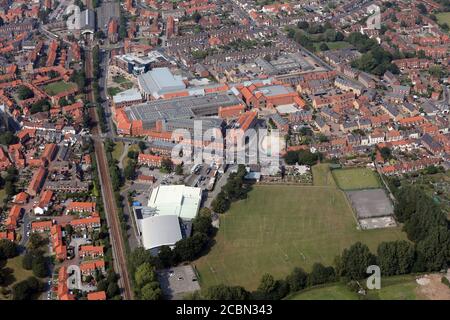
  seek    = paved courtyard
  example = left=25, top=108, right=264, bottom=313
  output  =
left=346, top=189, right=394, bottom=219
left=157, top=265, right=200, bottom=300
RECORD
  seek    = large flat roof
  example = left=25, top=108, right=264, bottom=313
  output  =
left=148, top=185, right=202, bottom=220
left=123, top=92, right=242, bottom=127
left=113, top=88, right=142, bottom=104
left=138, top=68, right=186, bottom=97
left=140, top=215, right=182, bottom=250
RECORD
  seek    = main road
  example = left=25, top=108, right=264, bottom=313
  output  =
left=84, top=0, right=133, bottom=300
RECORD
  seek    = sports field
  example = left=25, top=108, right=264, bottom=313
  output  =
left=287, top=275, right=419, bottom=300
left=195, top=165, right=405, bottom=290
left=43, top=81, right=77, bottom=96
left=332, top=167, right=382, bottom=190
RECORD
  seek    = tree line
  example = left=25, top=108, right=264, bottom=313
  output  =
left=211, top=165, right=252, bottom=213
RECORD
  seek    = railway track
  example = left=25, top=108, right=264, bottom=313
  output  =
left=85, top=46, right=134, bottom=300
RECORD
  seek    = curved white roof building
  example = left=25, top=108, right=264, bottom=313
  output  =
left=139, top=215, right=182, bottom=253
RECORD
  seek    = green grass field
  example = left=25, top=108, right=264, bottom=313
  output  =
left=113, top=75, right=129, bottom=84
left=332, top=168, right=382, bottom=191
left=314, top=41, right=351, bottom=51
left=122, top=144, right=140, bottom=168
left=195, top=165, right=405, bottom=290
left=108, top=87, right=123, bottom=97
left=112, top=141, right=124, bottom=162
left=43, top=81, right=77, bottom=96
left=436, top=12, right=450, bottom=25
left=287, top=275, right=419, bottom=300
left=0, top=188, right=6, bottom=205
left=312, top=164, right=337, bottom=187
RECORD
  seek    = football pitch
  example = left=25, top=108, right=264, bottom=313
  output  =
left=195, top=165, right=405, bottom=290
left=332, top=167, right=382, bottom=190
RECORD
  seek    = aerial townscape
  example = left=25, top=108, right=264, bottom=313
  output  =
left=0, top=0, right=449, bottom=305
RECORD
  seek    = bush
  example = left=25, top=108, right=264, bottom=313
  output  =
left=286, top=267, right=308, bottom=292
left=441, top=277, right=450, bottom=288
left=308, top=263, right=336, bottom=286
left=204, top=284, right=250, bottom=300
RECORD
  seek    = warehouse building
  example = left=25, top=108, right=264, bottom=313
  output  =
left=138, top=67, right=186, bottom=99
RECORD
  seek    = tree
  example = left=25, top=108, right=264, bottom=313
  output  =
left=17, top=86, right=34, bottom=100
left=12, top=277, right=43, bottom=300
left=134, top=263, right=156, bottom=288
left=192, top=11, right=202, bottom=23
left=138, top=141, right=147, bottom=152
left=32, top=255, right=48, bottom=278
left=140, top=282, right=162, bottom=300
left=160, top=158, right=173, bottom=173
left=199, top=207, right=212, bottom=217
left=129, top=247, right=155, bottom=274
left=257, top=273, right=276, bottom=295
left=416, top=227, right=450, bottom=272
left=30, top=100, right=50, bottom=114
left=124, top=162, right=137, bottom=180
left=254, top=274, right=289, bottom=300
left=22, top=251, right=34, bottom=270
left=65, top=224, right=74, bottom=237
left=335, top=31, right=345, bottom=41
left=173, top=233, right=208, bottom=262
left=416, top=3, right=427, bottom=14
left=0, top=239, right=18, bottom=258
left=211, top=192, right=230, bottom=213
left=192, top=215, right=213, bottom=236
left=204, top=285, right=249, bottom=300
left=28, top=233, right=45, bottom=250
left=158, top=246, right=174, bottom=268
left=175, top=164, right=183, bottom=175
left=285, top=267, right=308, bottom=292
left=339, top=242, right=376, bottom=280
left=380, top=146, right=392, bottom=161
left=297, top=21, right=309, bottom=30
left=96, top=279, right=108, bottom=292
left=107, top=282, right=120, bottom=298
left=377, top=241, right=415, bottom=276
left=308, top=263, right=335, bottom=286
left=0, top=132, right=18, bottom=146
left=319, top=43, right=330, bottom=51
left=324, top=29, right=336, bottom=42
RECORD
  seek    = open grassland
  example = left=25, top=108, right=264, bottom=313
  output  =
left=43, top=81, right=77, bottom=96
left=314, top=41, right=351, bottom=51
left=436, top=12, right=450, bottom=25
left=195, top=165, right=405, bottom=290
left=312, top=164, right=337, bottom=186
left=112, top=141, right=124, bottom=162
left=332, top=167, right=382, bottom=190
left=287, top=275, right=419, bottom=300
